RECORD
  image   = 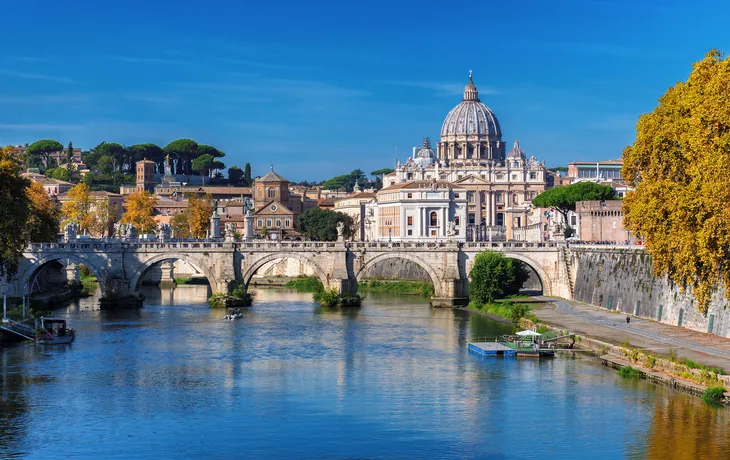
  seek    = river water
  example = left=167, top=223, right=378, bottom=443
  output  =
left=1, top=286, right=727, bottom=459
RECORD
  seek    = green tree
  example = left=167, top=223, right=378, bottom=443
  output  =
left=371, top=168, right=395, bottom=177
left=622, top=50, right=730, bottom=313
left=192, top=154, right=215, bottom=185
left=65, top=141, right=74, bottom=172
left=295, top=208, right=354, bottom=241
left=92, top=142, right=126, bottom=172
left=228, top=166, right=243, bottom=184
left=321, top=169, right=368, bottom=192
left=163, top=138, right=198, bottom=175
left=532, top=182, right=615, bottom=235
left=48, top=167, right=72, bottom=182
left=243, top=163, right=252, bottom=186
left=469, top=251, right=529, bottom=304
left=128, top=144, right=164, bottom=173
left=26, top=139, right=63, bottom=168
left=0, top=146, right=31, bottom=278
left=197, top=144, right=225, bottom=158
left=97, top=155, right=114, bottom=174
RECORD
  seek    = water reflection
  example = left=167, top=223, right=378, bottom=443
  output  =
left=0, top=286, right=728, bottom=459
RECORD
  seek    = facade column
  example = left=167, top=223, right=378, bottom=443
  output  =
left=441, top=207, right=447, bottom=237
left=474, top=190, right=482, bottom=226
left=421, top=207, right=427, bottom=237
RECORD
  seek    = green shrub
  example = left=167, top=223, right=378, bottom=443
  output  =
left=469, top=300, right=534, bottom=327
left=175, top=277, right=193, bottom=285
left=469, top=251, right=529, bottom=303
left=618, top=366, right=642, bottom=378
left=359, top=280, right=434, bottom=297
left=702, top=386, right=726, bottom=405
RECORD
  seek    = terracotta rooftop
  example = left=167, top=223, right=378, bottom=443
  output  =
left=176, top=186, right=252, bottom=195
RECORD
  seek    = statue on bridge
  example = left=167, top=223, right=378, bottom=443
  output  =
left=113, top=223, right=138, bottom=239
left=447, top=220, right=457, bottom=238
left=336, top=221, right=345, bottom=241
left=225, top=223, right=238, bottom=242
left=64, top=223, right=79, bottom=242
left=156, top=223, right=172, bottom=241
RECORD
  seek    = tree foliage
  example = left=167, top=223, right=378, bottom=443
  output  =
left=25, top=181, right=61, bottom=242
left=128, top=143, right=164, bottom=173
left=0, top=146, right=31, bottom=278
left=371, top=168, right=394, bottom=176
left=622, top=50, right=730, bottom=313
left=532, top=182, right=615, bottom=223
left=172, top=194, right=213, bottom=238
left=192, top=154, right=216, bottom=184
left=61, top=183, right=94, bottom=232
left=469, top=251, right=529, bottom=304
left=121, top=190, right=156, bottom=234
left=228, top=165, right=243, bottom=184
left=26, top=139, right=63, bottom=167
left=295, top=208, right=354, bottom=241
left=163, top=138, right=198, bottom=175
left=243, top=163, right=252, bottom=186
left=321, top=169, right=368, bottom=192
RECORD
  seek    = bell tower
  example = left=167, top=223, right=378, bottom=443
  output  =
left=136, top=159, right=156, bottom=193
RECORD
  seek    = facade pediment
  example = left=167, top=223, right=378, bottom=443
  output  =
left=254, top=200, right=294, bottom=216
left=453, top=175, right=492, bottom=185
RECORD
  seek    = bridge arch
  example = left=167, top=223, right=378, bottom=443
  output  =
left=355, top=252, right=443, bottom=297
left=241, top=253, right=330, bottom=290
left=466, top=252, right=552, bottom=296
left=17, top=253, right=109, bottom=295
left=129, top=253, right=218, bottom=294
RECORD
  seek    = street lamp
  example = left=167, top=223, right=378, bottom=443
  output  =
left=388, top=228, right=392, bottom=242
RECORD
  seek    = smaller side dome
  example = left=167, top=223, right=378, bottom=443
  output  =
left=507, top=140, right=525, bottom=159
left=414, top=137, right=436, bottom=167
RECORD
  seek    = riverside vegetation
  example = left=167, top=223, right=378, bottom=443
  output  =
left=208, top=285, right=253, bottom=308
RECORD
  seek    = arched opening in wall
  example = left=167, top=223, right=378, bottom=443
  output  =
left=467, top=256, right=544, bottom=297
left=133, top=258, right=212, bottom=305
left=356, top=256, right=437, bottom=298
left=244, top=256, right=328, bottom=291
left=24, top=257, right=104, bottom=300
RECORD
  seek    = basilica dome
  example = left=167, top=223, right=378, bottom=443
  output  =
left=414, top=137, right=436, bottom=167
left=440, top=73, right=502, bottom=140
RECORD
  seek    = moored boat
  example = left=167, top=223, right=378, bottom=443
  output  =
left=35, top=317, right=75, bottom=345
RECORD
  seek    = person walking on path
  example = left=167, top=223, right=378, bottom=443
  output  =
left=626, top=316, right=631, bottom=328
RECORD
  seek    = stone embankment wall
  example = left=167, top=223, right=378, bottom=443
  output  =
left=571, top=248, right=729, bottom=338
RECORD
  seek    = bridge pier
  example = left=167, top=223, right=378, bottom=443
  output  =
left=65, top=263, right=82, bottom=288
left=430, top=278, right=469, bottom=307
left=99, top=278, right=143, bottom=309
left=159, top=262, right=175, bottom=289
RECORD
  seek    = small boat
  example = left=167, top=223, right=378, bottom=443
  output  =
left=35, top=317, right=75, bottom=345
left=224, top=309, right=243, bottom=321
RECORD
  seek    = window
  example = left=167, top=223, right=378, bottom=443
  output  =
left=257, top=219, right=263, bottom=227
left=496, top=193, right=503, bottom=203
left=513, top=161, right=519, bottom=167
left=430, top=229, right=437, bottom=236
left=467, top=192, right=474, bottom=203
left=270, top=205, right=278, bottom=211
left=511, top=174, right=517, bottom=180
left=268, top=188, right=276, bottom=198
left=455, top=216, right=460, bottom=226
left=407, top=229, right=413, bottom=236
left=430, top=211, right=438, bottom=227
left=266, top=219, right=272, bottom=227
left=468, top=213, right=475, bottom=225
left=529, top=172, right=536, bottom=179
left=407, top=216, right=413, bottom=226
left=454, top=193, right=460, bottom=198
left=275, top=219, right=281, bottom=227
left=407, top=193, right=412, bottom=198
left=285, top=219, right=290, bottom=227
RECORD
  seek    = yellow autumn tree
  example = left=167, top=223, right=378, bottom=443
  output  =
left=622, top=49, right=730, bottom=313
left=61, top=183, right=94, bottom=232
left=170, top=194, right=213, bottom=238
left=25, top=181, right=61, bottom=242
left=121, top=190, right=157, bottom=234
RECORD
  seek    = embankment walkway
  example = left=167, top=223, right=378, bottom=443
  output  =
left=535, top=296, right=730, bottom=371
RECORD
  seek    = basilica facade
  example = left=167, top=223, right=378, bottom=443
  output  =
left=382, top=73, right=551, bottom=241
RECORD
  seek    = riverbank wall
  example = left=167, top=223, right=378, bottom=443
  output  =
left=571, top=248, right=730, bottom=337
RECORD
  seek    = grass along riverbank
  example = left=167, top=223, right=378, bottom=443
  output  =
left=284, top=276, right=324, bottom=292
left=468, top=299, right=537, bottom=326
left=359, top=280, right=434, bottom=297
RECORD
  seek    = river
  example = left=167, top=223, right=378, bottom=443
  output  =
left=1, top=286, right=727, bottom=459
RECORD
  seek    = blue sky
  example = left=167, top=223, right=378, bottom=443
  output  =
left=1, top=0, right=728, bottom=181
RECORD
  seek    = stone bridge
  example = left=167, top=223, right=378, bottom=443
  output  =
left=3, top=240, right=573, bottom=307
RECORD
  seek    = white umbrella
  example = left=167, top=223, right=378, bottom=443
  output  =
left=516, top=330, right=541, bottom=337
